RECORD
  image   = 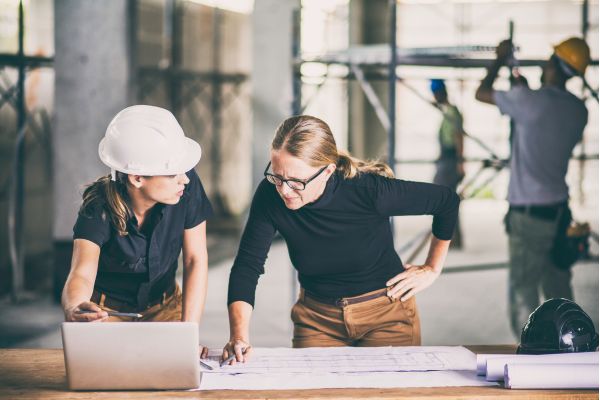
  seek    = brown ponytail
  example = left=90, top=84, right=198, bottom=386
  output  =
left=80, top=172, right=131, bottom=236
left=273, top=115, right=394, bottom=179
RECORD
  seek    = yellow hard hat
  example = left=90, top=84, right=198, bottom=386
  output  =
left=553, top=37, right=591, bottom=76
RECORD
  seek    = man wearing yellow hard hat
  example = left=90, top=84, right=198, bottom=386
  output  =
left=475, top=37, right=591, bottom=338
left=552, top=37, right=592, bottom=77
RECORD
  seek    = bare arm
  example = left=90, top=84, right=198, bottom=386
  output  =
left=181, top=222, right=208, bottom=323
left=475, top=40, right=512, bottom=105
left=387, top=235, right=451, bottom=301
left=475, top=60, right=503, bottom=105
left=423, top=235, right=451, bottom=274
left=222, top=300, right=254, bottom=364
left=61, top=239, right=108, bottom=322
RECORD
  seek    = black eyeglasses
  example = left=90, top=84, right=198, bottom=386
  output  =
left=263, top=162, right=327, bottom=191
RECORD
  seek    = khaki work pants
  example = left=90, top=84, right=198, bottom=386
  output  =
left=291, top=288, right=421, bottom=348
left=96, top=284, right=183, bottom=322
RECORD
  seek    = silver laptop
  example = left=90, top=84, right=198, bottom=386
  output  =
left=61, top=322, right=200, bottom=390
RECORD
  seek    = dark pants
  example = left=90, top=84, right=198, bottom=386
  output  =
left=506, top=209, right=573, bottom=338
left=433, top=156, right=461, bottom=189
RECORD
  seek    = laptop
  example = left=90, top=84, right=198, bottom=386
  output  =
left=61, top=322, right=200, bottom=390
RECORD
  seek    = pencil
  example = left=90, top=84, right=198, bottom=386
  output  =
left=76, top=310, right=142, bottom=318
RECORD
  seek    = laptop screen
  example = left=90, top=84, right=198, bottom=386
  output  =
left=61, top=322, right=200, bottom=390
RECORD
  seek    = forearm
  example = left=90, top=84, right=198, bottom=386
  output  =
left=228, top=301, right=253, bottom=341
left=62, top=273, right=95, bottom=312
left=476, top=59, right=504, bottom=104
left=482, top=59, right=504, bottom=88
left=182, top=258, right=208, bottom=322
left=424, top=236, right=451, bottom=274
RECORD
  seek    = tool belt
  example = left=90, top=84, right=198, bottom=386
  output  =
left=551, top=209, right=591, bottom=270
left=510, top=202, right=567, bottom=221
left=91, top=281, right=177, bottom=313
left=304, top=288, right=388, bottom=308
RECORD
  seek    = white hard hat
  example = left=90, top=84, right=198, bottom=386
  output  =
left=99, top=105, right=201, bottom=180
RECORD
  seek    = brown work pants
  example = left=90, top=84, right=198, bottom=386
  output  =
left=291, top=288, right=421, bottom=348
left=96, top=284, right=183, bottom=322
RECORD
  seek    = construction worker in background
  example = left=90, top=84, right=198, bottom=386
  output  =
left=430, top=79, right=464, bottom=248
left=475, top=37, right=590, bottom=338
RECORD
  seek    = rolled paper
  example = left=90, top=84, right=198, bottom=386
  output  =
left=504, top=363, right=599, bottom=389
left=486, top=352, right=599, bottom=381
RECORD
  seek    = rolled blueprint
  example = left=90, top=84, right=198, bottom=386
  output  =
left=504, top=363, right=599, bottom=389
left=486, top=352, right=599, bottom=381
left=476, top=354, right=509, bottom=375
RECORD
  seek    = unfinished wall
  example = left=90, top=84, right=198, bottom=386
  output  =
left=52, top=0, right=134, bottom=299
left=138, top=1, right=253, bottom=218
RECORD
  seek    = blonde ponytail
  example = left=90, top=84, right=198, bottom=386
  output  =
left=80, top=173, right=131, bottom=236
left=273, top=115, right=395, bottom=180
left=336, top=150, right=395, bottom=179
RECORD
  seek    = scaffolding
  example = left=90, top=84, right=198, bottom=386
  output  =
left=135, top=0, right=250, bottom=217
left=292, top=0, right=599, bottom=267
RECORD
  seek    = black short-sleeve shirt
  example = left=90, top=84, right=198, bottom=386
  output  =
left=73, top=169, right=213, bottom=309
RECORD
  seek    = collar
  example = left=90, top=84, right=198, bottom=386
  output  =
left=303, top=171, right=340, bottom=210
left=124, top=195, right=166, bottom=230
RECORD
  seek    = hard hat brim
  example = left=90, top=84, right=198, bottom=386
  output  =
left=99, top=136, right=202, bottom=176
left=178, top=137, right=203, bottom=175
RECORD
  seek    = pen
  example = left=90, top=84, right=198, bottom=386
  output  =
left=220, top=347, right=248, bottom=367
left=199, top=360, right=214, bottom=371
left=76, top=310, right=143, bottom=318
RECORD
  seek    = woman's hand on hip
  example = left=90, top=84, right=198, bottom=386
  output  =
left=65, top=301, right=109, bottom=322
left=386, top=264, right=441, bottom=301
left=221, top=338, right=252, bottom=365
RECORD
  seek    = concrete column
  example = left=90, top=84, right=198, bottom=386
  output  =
left=251, top=0, right=299, bottom=188
left=348, top=0, right=390, bottom=160
left=53, top=0, right=134, bottom=299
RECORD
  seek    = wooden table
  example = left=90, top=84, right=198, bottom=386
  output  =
left=0, top=346, right=597, bottom=399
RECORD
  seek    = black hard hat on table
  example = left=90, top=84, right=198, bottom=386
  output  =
left=517, top=298, right=598, bottom=355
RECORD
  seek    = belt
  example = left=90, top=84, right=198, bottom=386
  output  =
left=304, top=288, right=388, bottom=307
left=91, top=281, right=177, bottom=313
left=510, top=203, right=566, bottom=221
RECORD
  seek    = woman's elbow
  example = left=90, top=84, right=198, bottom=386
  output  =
left=183, top=253, right=207, bottom=271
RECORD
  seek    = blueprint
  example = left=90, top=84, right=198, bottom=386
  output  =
left=194, top=346, right=490, bottom=390
left=200, top=346, right=477, bottom=374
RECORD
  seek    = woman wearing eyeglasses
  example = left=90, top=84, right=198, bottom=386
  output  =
left=222, top=115, right=459, bottom=364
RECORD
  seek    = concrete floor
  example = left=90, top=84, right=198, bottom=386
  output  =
left=0, top=198, right=598, bottom=350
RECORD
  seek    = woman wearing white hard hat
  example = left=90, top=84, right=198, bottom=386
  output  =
left=61, top=106, right=213, bottom=336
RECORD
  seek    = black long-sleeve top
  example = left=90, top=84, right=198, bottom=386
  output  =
left=227, top=172, right=460, bottom=307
